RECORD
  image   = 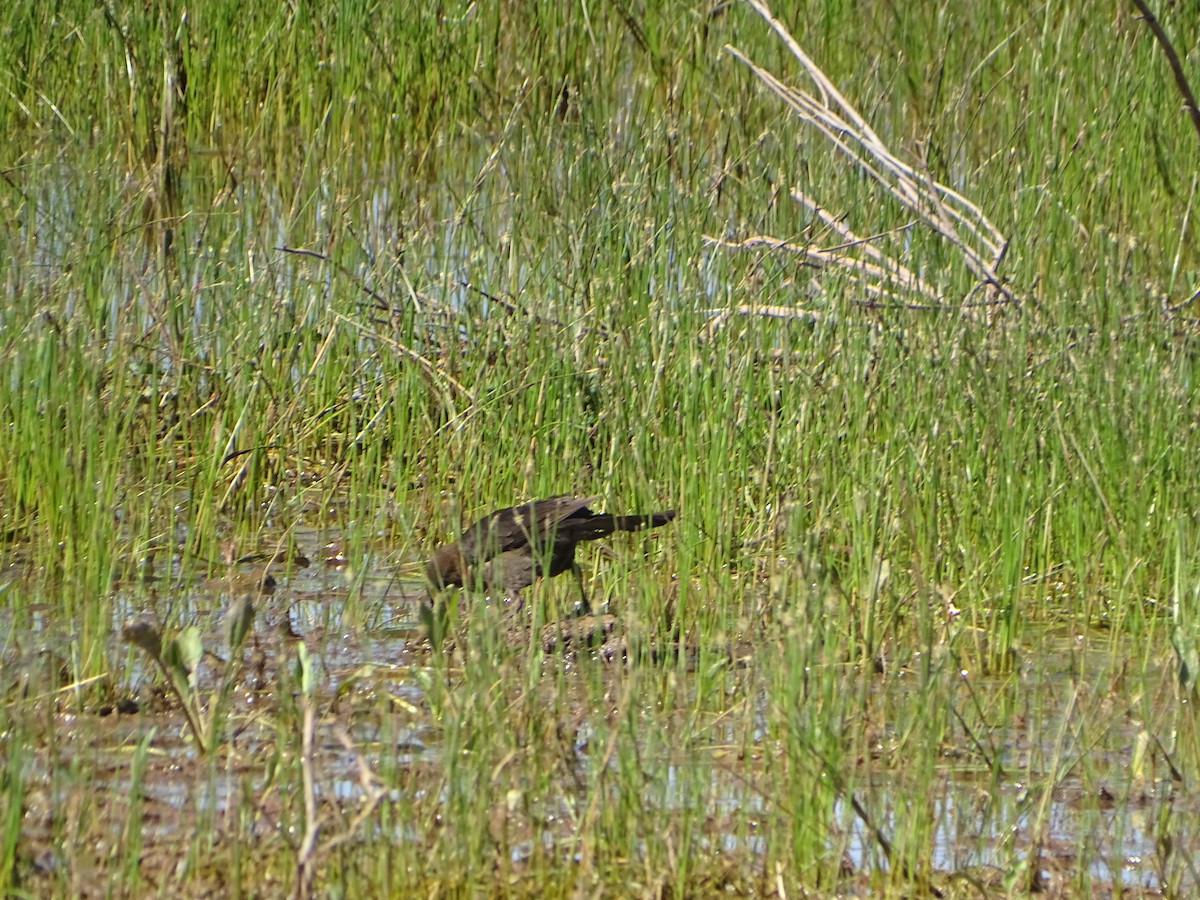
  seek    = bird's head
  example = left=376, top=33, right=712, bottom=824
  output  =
left=425, top=544, right=466, bottom=591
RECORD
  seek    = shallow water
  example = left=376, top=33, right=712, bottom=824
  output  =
left=2, top=529, right=1188, bottom=896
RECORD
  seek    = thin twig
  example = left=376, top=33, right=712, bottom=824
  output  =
left=1130, top=0, right=1200, bottom=150
left=316, top=728, right=389, bottom=856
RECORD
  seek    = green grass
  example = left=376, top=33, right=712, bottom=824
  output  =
left=3, top=0, right=1200, bottom=895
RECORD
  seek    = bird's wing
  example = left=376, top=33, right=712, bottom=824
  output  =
left=459, top=495, right=599, bottom=563
left=532, top=495, right=599, bottom=529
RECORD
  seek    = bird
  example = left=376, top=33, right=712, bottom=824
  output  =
left=423, top=495, right=676, bottom=617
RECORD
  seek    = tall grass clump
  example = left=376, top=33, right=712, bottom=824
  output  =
left=3, top=0, right=1200, bottom=895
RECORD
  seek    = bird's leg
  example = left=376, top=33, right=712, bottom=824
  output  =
left=571, top=562, right=591, bottom=617
left=502, top=592, right=524, bottom=616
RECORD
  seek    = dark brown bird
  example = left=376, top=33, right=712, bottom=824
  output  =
left=424, top=495, right=676, bottom=614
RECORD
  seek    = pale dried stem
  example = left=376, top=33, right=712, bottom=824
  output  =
left=716, top=0, right=1018, bottom=320
left=703, top=233, right=939, bottom=304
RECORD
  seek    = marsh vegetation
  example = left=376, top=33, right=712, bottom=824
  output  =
left=4, top=1, right=1200, bottom=895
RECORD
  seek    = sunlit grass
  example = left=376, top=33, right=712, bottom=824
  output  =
left=3, top=0, right=1200, bottom=895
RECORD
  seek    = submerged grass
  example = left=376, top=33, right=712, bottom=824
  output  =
left=4, top=0, right=1200, bottom=895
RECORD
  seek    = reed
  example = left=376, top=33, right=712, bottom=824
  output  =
left=2, top=0, right=1198, bottom=895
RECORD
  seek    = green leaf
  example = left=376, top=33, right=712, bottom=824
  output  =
left=421, top=600, right=448, bottom=652
left=163, top=626, right=203, bottom=692
left=295, top=640, right=313, bottom=697
left=224, top=594, right=256, bottom=652
left=1172, top=614, right=1199, bottom=695
left=1171, top=533, right=1199, bottom=695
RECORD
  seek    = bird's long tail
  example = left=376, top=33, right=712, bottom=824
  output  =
left=566, top=510, right=676, bottom=541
